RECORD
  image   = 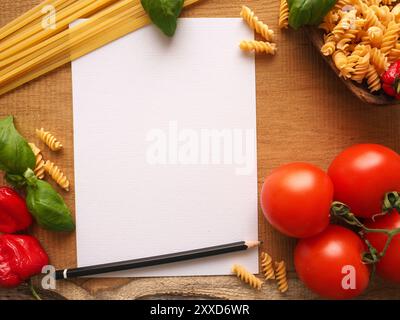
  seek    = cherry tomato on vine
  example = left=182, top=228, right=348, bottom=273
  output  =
left=260, top=163, right=333, bottom=238
left=294, top=225, right=370, bottom=300
left=365, top=211, right=400, bottom=283
left=328, top=144, right=400, bottom=219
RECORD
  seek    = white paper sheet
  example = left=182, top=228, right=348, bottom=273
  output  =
left=72, top=18, right=258, bottom=277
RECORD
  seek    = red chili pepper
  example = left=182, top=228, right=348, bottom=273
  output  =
left=0, top=234, right=49, bottom=288
left=0, top=187, right=32, bottom=233
left=382, top=60, right=400, bottom=100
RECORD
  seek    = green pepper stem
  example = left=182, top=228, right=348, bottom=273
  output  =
left=28, top=279, right=42, bottom=301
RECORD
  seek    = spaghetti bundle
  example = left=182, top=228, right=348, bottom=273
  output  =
left=0, top=0, right=202, bottom=96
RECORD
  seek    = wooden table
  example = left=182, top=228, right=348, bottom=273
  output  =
left=0, top=0, right=400, bottom=300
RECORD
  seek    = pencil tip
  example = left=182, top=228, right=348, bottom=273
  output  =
left=245, top=240, right=262, bottom=248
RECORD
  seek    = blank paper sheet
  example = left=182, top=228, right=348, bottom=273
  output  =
left=72, top=18, right=258, bottom=277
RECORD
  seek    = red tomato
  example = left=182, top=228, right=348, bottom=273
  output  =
left=295, top=225, right=370, bottom=299
left=328, top=144, right=400, bottom=219
left=260, top=163, right=333, bottom=238
left=365, top=211, right=400, bottom=283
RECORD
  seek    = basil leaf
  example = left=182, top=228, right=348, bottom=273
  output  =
left=0, top=116, right=35, bottom=175
left=141, top=0, right=184, bottom=37
left=288, top=0, right=337, bottom=30
left=5, top=173, right=27, bottom=189
left=24, top=169, right=75, bottom=232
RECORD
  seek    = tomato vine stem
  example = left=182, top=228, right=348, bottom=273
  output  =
left=330, top=200, right=400, bottom=265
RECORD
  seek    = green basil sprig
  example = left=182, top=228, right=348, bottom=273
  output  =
left=24, top=169, right=75, bottom=232
left=287, top=0, right=337, bottom=30
left=141, top=0, right=184, bottom=37
left=0, top=115, right=74, bottom=232
left=0, top=116, right=35, bottom=175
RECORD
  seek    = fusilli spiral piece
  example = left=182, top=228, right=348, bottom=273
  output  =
left=336, top=28, right=359, bottom=51
left=381, top=20, right=400, bottom=53
left=320, top=11, right=340, bottom=33
left=366, top=64, right=382, bottom=91
left=44, top=160, right=70, bottom=191
left=383, top=0, right=397, bottom=5
left=367, top=26, right=384, bottom=47
left=388, top=42, right=400, bottom=62
left=369, top=46, right=389, bottom=74
left=274, top=261, right=288, bottom=293
left=333, top=51, right=355, bottom=78
left=240, top=6, right=274, bottom=41
left=352, top=52, right=371, bottom=83
left=240, top=40, right=277, bottom=54
left=279, top=0, right=289, bottom=29
left=321, top=34, right=337, bottom=56
left=332, top=10, right=357, bottom=40
left=232, top=264, right=263, bottom=290
left=392, top=4, right=400, bottom=22
left=335, top=0, right=356, bottom=10
left=361, top=3, right=385, bottom=30
left=371, top=4, right=393, bottom=27
left=29, top=143, right=45, bottom=180
left=260, top=252, right=275, bottom=280
left=36, top=128, right=63, bottom=151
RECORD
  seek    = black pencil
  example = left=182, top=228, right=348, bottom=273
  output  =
left=55, top=240, right=260, bottom=280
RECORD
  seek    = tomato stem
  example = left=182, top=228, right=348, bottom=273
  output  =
left=331, top=201, right=400, bottom=264
left=382, top=192, right=400, bottom=215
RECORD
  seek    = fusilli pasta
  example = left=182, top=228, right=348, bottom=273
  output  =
left=260, top=252, right=275, bottom=280
left=388, top=42, right=400, bottom=62
left=241, top=6, right=274, bottom=41
left=321, top=34, right=337, bottom=56
left=274, top=261, right=288, bottom=293
left=381, top=20, right=400, bottom=53
left=333, top=51, right=355, bottom=78
left=279, top=0, right=289, bottom=29
left=366, top=26, right=384, bottom=47
left=232, top=264, right=263, bottom=290
left=320, top=11, right=340, bottom=33
left=44, top=160, right=70, bottom=191
left=366, top=64, right=382, bottom=91
left=240, top=40, right=277, bottom=54
left=320, top=0, right=400, bottom=93
left=369, top=46, right=389, bottom=74
left=36, top=128, right=63, bottom=151
left=352, top=51, right=371, bottom=82
left=29, top=143, right=45, bottom=179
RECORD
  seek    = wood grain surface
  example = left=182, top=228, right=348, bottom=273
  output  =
left=1, top=0, right=400, bottom=300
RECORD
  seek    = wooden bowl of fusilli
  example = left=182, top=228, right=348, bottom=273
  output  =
left=306, top=0, right=400, bottom=105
